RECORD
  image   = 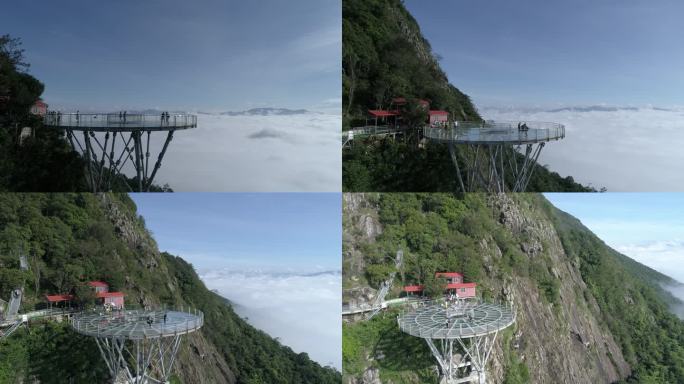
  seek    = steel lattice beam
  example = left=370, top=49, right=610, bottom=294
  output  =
left=65, top=128, right=175, bottom=192
left=449, top=142, right=547, bottom=193
left=95, top=335, right=186, bottom=384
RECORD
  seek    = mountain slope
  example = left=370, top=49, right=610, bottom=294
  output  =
left=0, top=35, right=86, bottom=192
left=341, top=1, right=592, bottom=192
left=342, top=0, right=480, bottom=126
left=0, top=193, right=340, bottom=383
left=342, top=193, right=684, bottom=383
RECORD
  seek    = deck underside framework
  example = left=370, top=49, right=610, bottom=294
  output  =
left=425, top=331, right=499, bottom=384
left=65, top=128, right=175, bottom=192
left=448, top=142, right=545, bottom=193
left=95, top=335, right=183, bottom=384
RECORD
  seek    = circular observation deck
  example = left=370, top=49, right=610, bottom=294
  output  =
left=424, top=121, right=565, bottom=145
left=71, top=309, right=203, bottom=340
left=398, top=300, right=515, bottom=339
left=44, top=113, right=197, bottom=132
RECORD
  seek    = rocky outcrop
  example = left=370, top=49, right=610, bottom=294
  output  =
left=483, top=195, right=631, bottom=383
left=344, top=193, right=631, bottom=384
left=347, top=367, right=383, bottom=384
left=98, top=193, right=160, bottom=269
left=343, top=194, right=383, bottom=303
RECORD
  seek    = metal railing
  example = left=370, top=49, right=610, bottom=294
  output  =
left=71, top=307, right=204, bottom=340
left=424, top=120, right=565, bottom=144
left=397, top=298, right=516, bottom=339
left=43, top=113, right=198, bottom=131
left=343, top=125, right=405, bottom=138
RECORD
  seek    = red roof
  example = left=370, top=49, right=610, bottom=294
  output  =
left=368, top=109, right=400, bottom=117
left=46, top=294, right=74, bottom=303
left=88, top=281, right=109, bottom=288
left=446, top=283, right=477, bottom=289
left=428, top=110, right=449, bottom=116
left=96, top=292, right=124, bottom=298
left=403, top=285, right=424, bottom=292
left=435, top=272, right=463, bottom=278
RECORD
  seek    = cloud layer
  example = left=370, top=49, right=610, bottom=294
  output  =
left=199, top=268, right=341, bottom=370
left=615, top=240, right=684, bottom=283
left=481, top=106, right=684, bottom=191
left=106, top=112, right=340, bottom=191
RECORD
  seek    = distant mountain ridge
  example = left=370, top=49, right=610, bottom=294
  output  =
left=220, top=108, right=310, bottom=116
left=481, top=105, right=676, bottom=114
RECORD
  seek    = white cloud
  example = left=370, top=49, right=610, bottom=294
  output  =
left=103, top=112, right=340, bottom=191
left=481, top=106, right=684, bottom=191
left=660, top=283, right=684, bottom=319
left=615, top=240, right=684, bottom=283
left=199, top=268, right=342, bottom=370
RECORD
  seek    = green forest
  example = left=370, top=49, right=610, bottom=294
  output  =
left=0, top=193, right=340, bottom=383
left=343, top=193, right=684, bottom=383
left=343, top=0, right=479, bottom=127
left=0, top=35, right=86, bottom=191
left=341, top=0, right=593, bottom=193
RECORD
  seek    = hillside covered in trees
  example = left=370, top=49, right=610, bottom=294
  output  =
left=342, top=0, right=592, bottom=192
left=0, top=35, right=86, bottom=191
left=0, top=193, right=340, bottom=383
left=343, top=193, right=684, bottom=383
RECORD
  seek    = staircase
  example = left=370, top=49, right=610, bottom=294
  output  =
left=365, top=249, right=403, bottom=320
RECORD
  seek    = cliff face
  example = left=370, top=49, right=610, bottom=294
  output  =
left=484, top=194, right=629, bottom=383
left=0, top=193, right=340, bottom=384
left=343, top=193, right=637, bottom=384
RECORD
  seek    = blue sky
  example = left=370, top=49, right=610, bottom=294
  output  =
left=2, top=0, right=340, bottom=111
left=405, top=0, right=684, bottom=107
left=545, top=193, right=684, bottom=281
left=129, top=193, right=341, bottom=271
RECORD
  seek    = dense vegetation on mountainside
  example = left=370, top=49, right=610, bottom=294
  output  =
left=343, top=0, right=479, bottom=127
left=343, top=193, right=684, bottom=383
left=0, top=193, right=340, bottom=383
left=0, top=35, right=169, bottom=192
left=343, top=140, right=594, bottom=192
left=0, top=35, right=86, bottom=191
left=546, top=205, right=684, bottom=383
left=342, top=0, right=593, bottom=192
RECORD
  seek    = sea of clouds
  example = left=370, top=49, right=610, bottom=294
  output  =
left=199, top=267, right=342, bottom=370
left=481, top=106, right=684, bottom=191
left=615, top=240, right=684, bottom=318
left=110, top=111, right=341, bottom=191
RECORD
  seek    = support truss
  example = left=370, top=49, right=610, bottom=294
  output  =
left=425, top=330, right=500, bottom=384
left=448, top=142, right=545, bottom=193
left=95, top=335, right=184, bottom=384
left=65, top=128, right=175, bottom=192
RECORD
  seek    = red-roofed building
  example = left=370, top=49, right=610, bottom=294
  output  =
left=403, top=272, right=477, bottom=298
left=88, top=281, right=109, bottom=293
left=403, top=285, right=424, bottom=293
left=365, top=97, right=449, bottom=128
left=45, top=294, right=75, bottom=309
left=45, top=280, right=125, bottom=309
left=368, top=110, right=400, bottom=118
left=30, top=99, right=48, bottom=116
left=445, top=282, right=476, bottom=298
left=45, top=294, right=74, bottom=303
left=96, top=291, right=125, bottom=309
left=428, top=110, right=448, bottom=125
left=435, top=272, right=463, bottom=284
